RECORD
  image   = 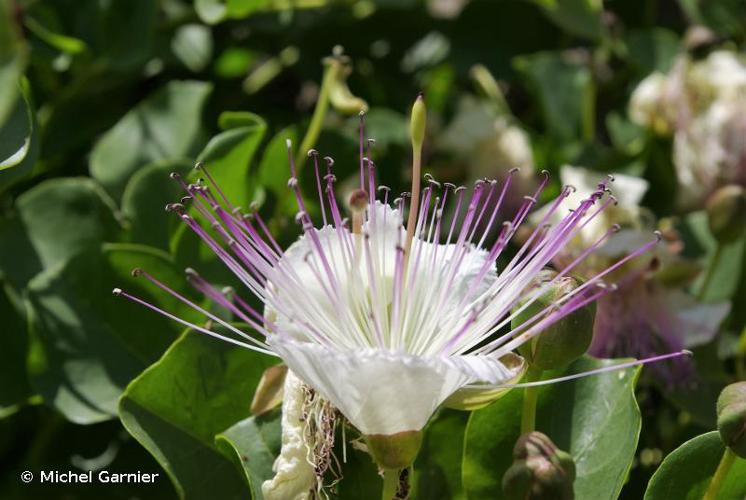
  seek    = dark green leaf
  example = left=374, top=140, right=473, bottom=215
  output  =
left=645, top=431, right=746, bottom=499
left=625, top=28, right=680, bottom=74
left=90, top=81, right=212, bottom=200
left=463, top=357, right=641, bottom=499
left=0, top=280, right=33, bottom=417
left=0, top=177, right=120, bottom=290
left=215, top=410, right=282, bottom=499
left=119, top=328, right=276, bottom=499
left=0, top=0, right=25, bottom=126
left=530, top=0, right=604, bottom=41
left=0, top=85, right=38, bottom=192
left=26, top=243, right=197, bottom=423
left=171, top=113, right=267, bottom=284
left=413, top=409, right=468, bottom=500
left=121, top=160, right=193, bottom=251
left=513, top=52, right=594, bottom=142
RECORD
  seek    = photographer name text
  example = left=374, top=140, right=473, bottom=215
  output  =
left=22, top=470, right=159, bottom=484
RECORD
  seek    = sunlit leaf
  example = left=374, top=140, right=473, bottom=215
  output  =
left=26, top=243, right=197, bottom=424
left=645, top=431, right=746, bottom=499
left=463, top=357, right=641, bottom=499
left=119, top=328, right=276, bottom=499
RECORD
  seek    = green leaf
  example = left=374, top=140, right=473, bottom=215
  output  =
left=119, top=328, right=276, bottom=499
left=463, top=357, right=641, bottom=499
left=172, top=24, right=213, bottom=73
left=0, top=280, right=33, bottom=417
left=0, top=177, right=120, bottom=290
left=682, top=210, right=746, bottom=302
left=513, top=52, right=594, bottom=143
left=0, top=83, right=38, bottom=192
left=90, top=81, right=213, bottom=200
left=0, top=0, right=26, bottom=126
left=26, top=243, right=197, bottom=424
left=645, top=431, right=746, bottom=499
left=625, top=28, right=680, bottom=74
left=171, top=113, right=267, bottom=284
left=195, top=0, right=228, bottom=24
left=215, top=410, right=282, bottom=499
left=121, top=160, right=193, bottom=251
left=413, top=409, right=468, bottom=500
left=677, top=0, right=746, bottom=37
left=530, top=0, right=605, bottom=41
left=257, top=125, right=297, bottom=197
left=95, top=0, right=157, bottom=69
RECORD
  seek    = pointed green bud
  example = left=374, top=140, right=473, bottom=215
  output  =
left=706, top=185, right=746, bottom=244
left=502, top=431, right=576, bottom=500
left=364, top=430, right=423, bottom=470
left=410, top=93, right=426, bottom=152
left=717, top=381, right=746, bottom=459
left=511, top=270, right=595, bottom=371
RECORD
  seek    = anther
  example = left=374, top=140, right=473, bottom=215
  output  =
left=112, top=288, right=122, bottom=296
left=288, top=177, right=299, bottom=188
left=653, top=230, right=663, bottom=241
left=307, top=149, right=318, bottom=157
left=180, top=196, right=192, bottom=204
left=131, top=268, right=144, bottom=277
left=611, top=223, right=621, bottom=232
left=348, top=189, right=369, bottom=212
left=169, top=172, right=181, bottom=180
left=194, top=161, right=204, bottom=170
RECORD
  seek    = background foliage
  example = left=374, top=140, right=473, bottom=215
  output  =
left=1, top=0, right=744, bottom=498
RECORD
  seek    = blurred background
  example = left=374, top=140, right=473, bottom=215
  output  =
left=0, top=0, right=744, bottom=498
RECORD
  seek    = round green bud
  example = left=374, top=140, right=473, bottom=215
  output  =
left=503, top=431, right=576, bottom=500
left=717, top=381, right=746, bottom=459
left=511, top=270, right=595, bottom=371
left=364, top=430, right=423, bottom=470
left=706, top=185, right=746, bottom=244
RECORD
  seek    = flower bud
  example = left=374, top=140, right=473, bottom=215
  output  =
left=502, top=431, right=575, bottom=500
left=511, top=271, right=595, bottom=371
left=410, top=93, right=426, bottom=152
left=364, top=430, right=423, bottom=470
left=706, top=185, right=746, bottom=243
left=716, top=381, right=746, bottom=459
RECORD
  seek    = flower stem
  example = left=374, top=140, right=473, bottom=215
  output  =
left=521, top=366, right=543, bottom=434
left=381, top=468, right=399, bottom=500
left=698, top=243, right=723, bottom=301
left=294, top=60, right=339, bottom=167
left=704, top=447, right=737, bottom=500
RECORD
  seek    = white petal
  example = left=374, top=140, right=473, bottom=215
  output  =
left=270, top=339, right=520, bottom=435
left=262, top=371, right=315, bottom=500
left=665, top=291, right=731, bottom=348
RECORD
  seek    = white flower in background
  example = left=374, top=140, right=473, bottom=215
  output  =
left=687, top=50, right=746, bottom=102
left=115, top=98, right=687, bottom=470
left=674, top=97, right=746, bottom=208
left=629, top=72, right=670, bottom=134
left=629, top=49, right=746, bottom=206
left=263, top=371, right=316, bottom=500
left=531, top=166, right=729, bottom=386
